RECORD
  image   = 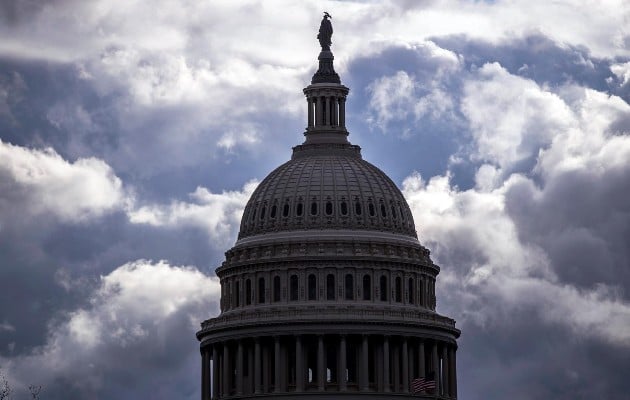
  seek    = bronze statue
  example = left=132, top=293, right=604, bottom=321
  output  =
left=317, top=12, right=333, bottom=51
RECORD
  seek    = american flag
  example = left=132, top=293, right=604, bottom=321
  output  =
left=411, top=371, right=436, bottom=393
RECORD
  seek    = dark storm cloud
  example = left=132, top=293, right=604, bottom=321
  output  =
left=505, top=163, right=630, bottom=293
left=0, top=0, right=69, bottom=25
left=459, top=318, right=630, bottom=400
left=433, top=34, right=620, bottom=96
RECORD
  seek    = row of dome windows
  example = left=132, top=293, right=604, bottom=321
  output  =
left=244, top=197, right=412, bottom=227
left=221, top=273, right=436, bottom=311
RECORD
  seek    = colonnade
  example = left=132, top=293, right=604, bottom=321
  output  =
left=201, top=334, right=457, bottom=399
left=307, top=95, right=346, bottom=128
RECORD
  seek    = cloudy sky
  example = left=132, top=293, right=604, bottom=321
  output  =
left=0, top=0, right=629, bottom=398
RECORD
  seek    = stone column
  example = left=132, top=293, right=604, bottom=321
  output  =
left=402, top=338, right=409, bottom=393
left=308, top=98, right=313, bottom=127
left=432, top=342, right=439, bottom=396
left=450, top=346, right=457, bottom=398
left=296, top=336, right=304, bottom=391
left=442, top=345, right=449, bottom=397
left=317, top=335, right=325, bottom=391
left=236, top=341, right=243, bottom=395
left=316, top=97, right=322, bottom=126
left=339, top=335, right=347, bottom=391
left=383, top=336, right=390, bottom=392
left=340, top=98, right=346, bottom=127
left=262, top=343, right=270, bottom=393
left=361, top=335, right=369, bottom=391
left=202, top=348, right=209, bottom=400
left=222, top=343, right=230, bottom=397
left=392, top=341, right=400, bottom=392
left=247, top=343, right=254, bottom=395
left=274, top=336, right=281, bottom=392
left=254, top=339, right=262, bottom=394
left=418, top=339, right=425, bottom=379
left=211, top=346, right=219, bottom=399
left=325, top=96, right=332, bottom=126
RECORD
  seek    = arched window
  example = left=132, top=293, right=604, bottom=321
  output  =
left=308, top=274, right=317, bottom=300
left=408, top=277, right=415, bottom=304
left=310, top=201, right=318, bottom=216
left=258, top=277, right=265, bottom=304
left=362, top=274, right=371, bottom=300
left=368, top=202, right=376, bottom=217
left=283, top=203, right=290, bottom=217
left=395, top=277, right=402, bottom=302
left=260, top=205, right=266, bottom=220
left=290, top=275, right=299, bottom=301
left=345, top=274, right=354, bottom=300
left=326, top=274, right=335, bottom=300
left=235, top=280, right=241, bottom=307
left=270, top=204, right=277, bottom=219
left=380, top=202, right=387, bottom=217
left=391, top=204, right=397, bottom=219
left=297, top=202, right=303, bottom=216
left=245, top=279, right=252, bottom=305
left=325, top=200, right=333, bottom=215
left=273, top=276, right=281, bottom=302
left=379, top=276, right=388, bottom=301
left=340, top=201, right=348, bottom=215
left=355, top=201, right=362, bottom=215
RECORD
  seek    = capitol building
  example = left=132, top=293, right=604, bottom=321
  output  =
left=196, top=14, right=460, bottom=400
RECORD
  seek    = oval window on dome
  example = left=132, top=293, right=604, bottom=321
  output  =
left=391, top=204, right=397, bottom=219
left=355, top=201, right=362, bottom=215
left=270, top=204, right=277, bottom=219
left=250, top=208, right=257, bottom=222
left=310, top=201, right=318, bottom=215
left=260, top=206, right=266, bottom=220
left=380, top=203, right=387, bottom=218
left=325, top=201, right=333, bottom=215
left=368, top=202, right=375, bottom=217
left=340, top=201, right=348, bottom=215
left=283, top=203, right=290, bottom=217
left=296, top=202, right=303, bottom=216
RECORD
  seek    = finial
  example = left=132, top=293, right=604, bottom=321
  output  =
left=317, top=12, right=333, bottom=51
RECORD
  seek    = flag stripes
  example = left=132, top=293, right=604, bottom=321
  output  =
left=411, top=371, right=436, bottom=393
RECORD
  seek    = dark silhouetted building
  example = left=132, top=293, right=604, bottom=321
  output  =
left=197, top=15, right=460, bottom=399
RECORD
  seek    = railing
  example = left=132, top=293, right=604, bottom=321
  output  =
left=200, top=304, right=456, bottom=332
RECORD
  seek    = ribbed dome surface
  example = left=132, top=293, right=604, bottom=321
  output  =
left=238, top=146, right=417, bottom=239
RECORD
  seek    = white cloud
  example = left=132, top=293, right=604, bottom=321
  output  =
left=611, top=61, right=630, bottom=86
left=217, top=125, right=261, bottom=151
left=0, top=321, right=15, bottom=332
left=128, top=180, right=258, bottom=247
left=1, top=259, right=220, bottom=398
left=367, top=70, right=416, bottom=130
left=461, top=62, right=574, bottom=173
left=403, top=65, right=630, bottom=346
left=0, top=140, right=129, bottom=222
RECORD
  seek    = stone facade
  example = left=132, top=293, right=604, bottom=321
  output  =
left=197, top=15, right=460, bottom=399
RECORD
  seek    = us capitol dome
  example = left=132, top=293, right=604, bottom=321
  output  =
left=197, top=13, right=460, bottom=400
